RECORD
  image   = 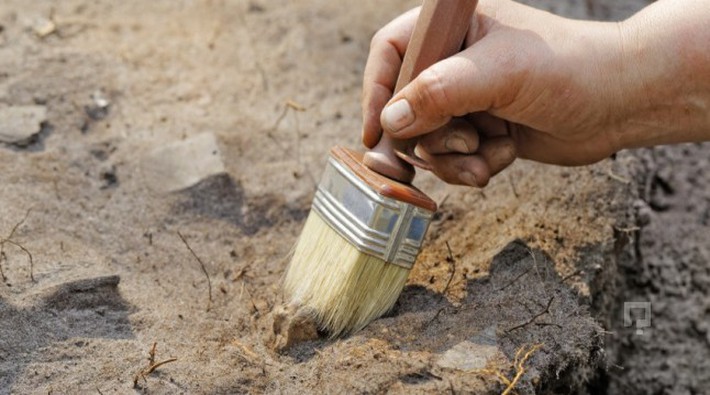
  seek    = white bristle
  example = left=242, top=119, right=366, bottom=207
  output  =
left=283, top=211, right=410, bottom=337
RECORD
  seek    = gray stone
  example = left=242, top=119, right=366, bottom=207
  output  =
left=0, top=105, right=47, bottom=145
left=436, top=325, right=502, bottom=371
left=140, top=132, right=225, bottom=193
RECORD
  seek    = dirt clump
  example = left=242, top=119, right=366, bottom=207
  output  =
left=268, top=303, right=320, bottom=352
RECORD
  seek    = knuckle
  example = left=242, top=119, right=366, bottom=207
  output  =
left=498, top=140, right=517, bottom=162
left=370, top=29, right=387, bottom=50
left=414, top=68, right=452, bottom=119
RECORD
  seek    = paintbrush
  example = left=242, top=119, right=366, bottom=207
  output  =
left=284, top=0, right=476, bottom=337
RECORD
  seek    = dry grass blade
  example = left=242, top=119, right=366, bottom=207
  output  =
left=177, top=231, right=213, bottom=312
left=502, top=343, right=543, bottom=395
left=470, top=343, right=543, bottom=395
left=133, top=342, right=178, bottom=388
left=143, top=358, right=178, bottom=375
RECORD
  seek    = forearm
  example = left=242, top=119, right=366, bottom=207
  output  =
left=615, top=0, right=710, bottom=149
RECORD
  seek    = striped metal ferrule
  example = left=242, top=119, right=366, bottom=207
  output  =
left=311, top=154, right=435, bottom=269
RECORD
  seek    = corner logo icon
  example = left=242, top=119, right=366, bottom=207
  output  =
left=623, top=301, right=651, bottom=335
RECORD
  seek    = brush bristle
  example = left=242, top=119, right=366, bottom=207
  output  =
left=283, top=211, right=410, bottom=337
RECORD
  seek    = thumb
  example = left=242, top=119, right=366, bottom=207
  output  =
left=380, top=43, right=510, bottom=139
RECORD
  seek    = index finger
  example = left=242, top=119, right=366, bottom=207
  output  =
left=361, top=7, right=421, bottom=148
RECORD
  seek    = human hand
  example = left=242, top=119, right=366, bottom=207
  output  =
left=362, top=0, right=710, bottom=187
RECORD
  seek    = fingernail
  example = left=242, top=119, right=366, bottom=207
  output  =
left=459, top=171, right=478, bottom=187
left=445, top=136, right=469, bottom=153
left=382, top=99, right=414, bottom=133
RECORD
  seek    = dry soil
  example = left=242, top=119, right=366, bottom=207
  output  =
left=1, top=0, right=707, bottom=394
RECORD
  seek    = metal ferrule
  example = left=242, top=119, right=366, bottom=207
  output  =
left=311, top=155, right=435, bottom=269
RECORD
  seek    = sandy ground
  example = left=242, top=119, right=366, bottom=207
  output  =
left=1, top=0, right=707, bottom=394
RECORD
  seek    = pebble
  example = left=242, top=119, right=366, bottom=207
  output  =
left=436, top=325, right=502, bottom=371
left=0, top=105, right=47, bottom=145
left=32, top=17, right=56, bottom=38
left=140, top=132, right=225, bottom=192
left=85, top=90, right=111, bottom=121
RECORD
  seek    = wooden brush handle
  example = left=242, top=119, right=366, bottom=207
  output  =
left=363, top=0, right=477, bottom=183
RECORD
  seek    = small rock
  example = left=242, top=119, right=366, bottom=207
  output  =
left=32, top=17, right=56, bottom=38
left=85, top=90, right=111, bottom=121
left=633, top=199, right=653, bottom=227
left=0, top=105, right=47, bottom=145
left=436, top=325, right=503, bottom=371
left=140, top=133, right=225, bottom=193
left=99, top=165, right=119, bottom=189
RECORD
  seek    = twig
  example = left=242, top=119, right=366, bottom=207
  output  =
left=442, top=242, right=456, bottom=295
left=508, top=173, right=519, bottom=199
left=0, top=251, right=5, bottom=282
left=143, top=358, right=178, bottom=376
left=265, top=104, right=291, bottom=154
left=496, top=266, right=533, bottom=292
left=534, top=322, right=563, bottom=329
left=516, top=299, right=534, bottom=315
left=438, top=194, right=450, bottom=208
left=231, top=339, right=261, bottom=364
left=560, top=269, right=583, bottom=283
left=177, top=232, right=213, bottom=312
left=266, top=99, right=306, bottom=152
left=3, top=240, right=34, bottom=282
left=1, top=208, right=35, bottom=282
left=506, top=296, right=555, bottom=333
left=133, top=342, right=178, bottom=388
left=7, top=208, right=31, bottom=239
left=148, top=342, right=157, bottom=365
left=425, top=242, right=457, bottom=326
left=607, top=167, right=630, bottom=184
left=285, top=100, right=306, bottom=112
left=475, top=367, right=512, bottom=387
left=242, top=282, right=260, bottom=315
left=525, top=246, right=543, bottom=284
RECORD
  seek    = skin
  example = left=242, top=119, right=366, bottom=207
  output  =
left=361, top=0, right=710, bottom=187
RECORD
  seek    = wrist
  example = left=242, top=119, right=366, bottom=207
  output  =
left=560, top=19, right=635, bottom=155
left=611, top=0, right=710, bottom=150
